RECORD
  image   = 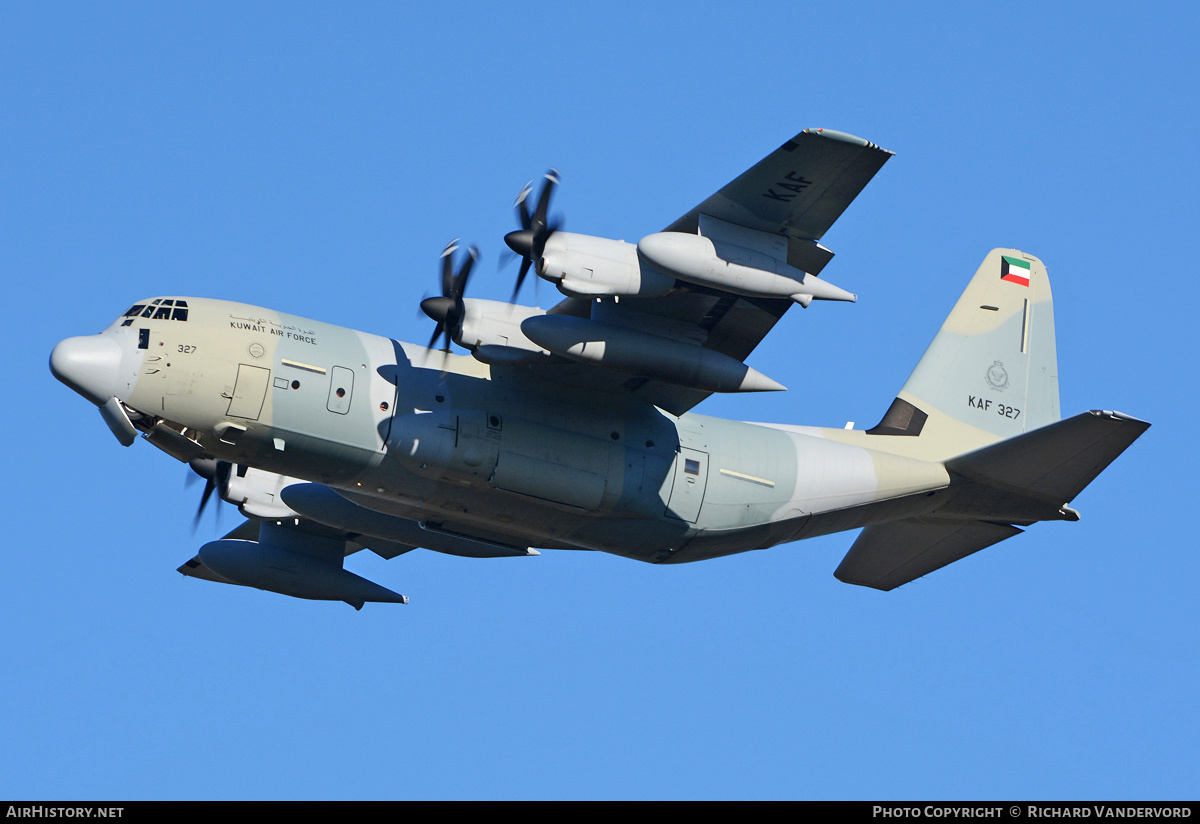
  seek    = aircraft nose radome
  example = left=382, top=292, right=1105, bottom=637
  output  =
left=50, top=335, right=122, bottom=406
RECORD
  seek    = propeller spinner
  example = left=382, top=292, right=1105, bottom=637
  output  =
left=504, top=169, right=561, bottom=299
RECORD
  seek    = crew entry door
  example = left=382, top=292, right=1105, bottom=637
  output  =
left=227, top=364, right=271, bottom=420
left=666, top=447, right=709, bottom=523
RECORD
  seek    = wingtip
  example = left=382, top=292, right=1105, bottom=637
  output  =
left=801, top=127, right=893, bottom=155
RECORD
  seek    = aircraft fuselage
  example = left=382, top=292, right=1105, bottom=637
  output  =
left=56, top=296, right=951, bottom=565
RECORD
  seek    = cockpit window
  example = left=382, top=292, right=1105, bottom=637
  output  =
left=125, top=299, right=190, bottom=323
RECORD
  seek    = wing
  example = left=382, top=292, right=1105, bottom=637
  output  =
left=176, top=516, right=413, bottom=608
left=174, top=487, right=547, bottom=608
left=518, top=128, right=894, bottom=415
left=664, top=127, right=894, bottom=272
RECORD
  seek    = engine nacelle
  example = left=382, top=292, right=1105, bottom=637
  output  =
left=221, top=465, right=304, bottom=520
left=455, top=299, right=547, bottom=359
left=538, top=232, right=674, bottom=299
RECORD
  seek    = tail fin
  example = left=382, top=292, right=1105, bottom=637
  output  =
left=867, top=249, right=1060, bottom=461
left=830, top=251, right=1150, bottom=590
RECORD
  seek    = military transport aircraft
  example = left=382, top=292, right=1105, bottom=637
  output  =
left=50, top=127, right=1149, bottom=608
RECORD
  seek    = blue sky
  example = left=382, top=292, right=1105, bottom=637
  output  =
left=3, top=1, right=1195, bottom=800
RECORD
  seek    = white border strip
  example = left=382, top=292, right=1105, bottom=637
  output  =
left=719, top=468, right=775, bottom=488
left=281, top=358, right=327, bottom=375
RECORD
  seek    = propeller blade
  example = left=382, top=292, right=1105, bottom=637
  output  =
left=422, top=242, right=479, bottom=355
left=426, top=321, right=445, bottom=352
left=532, top=169, right=558, bottom=230
left=505, top=169, right=560, bottom=298
left=188, top=457, right=231, bottom=530
left=452, top=245, right=478, bottom=301
left=515, top=181, right=533, bottom=230
left=514, top=257, right=532, bottom=300
left=440, top=239, right=459, bottom=298
left=193, top=478, right=216, bottom=529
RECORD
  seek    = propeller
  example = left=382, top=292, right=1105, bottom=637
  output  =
left=504, top=169, right=561, bottom=299
left=187, top=457, right=232, bottom=529
left=420, top=239, right=478, bottom=353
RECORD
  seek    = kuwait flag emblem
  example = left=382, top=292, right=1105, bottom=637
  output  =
left=1001, top=255, right=1031, bottom=286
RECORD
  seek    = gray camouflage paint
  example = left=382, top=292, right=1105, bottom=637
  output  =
left=91, top=283, right=963, bottom=566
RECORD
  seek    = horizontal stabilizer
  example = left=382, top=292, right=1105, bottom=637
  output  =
left=946, top=410, right=1149, bottom=504
left=835, top=519, right=1023, bottom=591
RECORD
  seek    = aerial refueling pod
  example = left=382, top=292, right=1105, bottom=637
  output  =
left=637, top=232, right=857, bottom=306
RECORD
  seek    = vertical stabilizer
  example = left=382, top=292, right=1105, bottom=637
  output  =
left=868, top=249, right=1059, bottom=460
left=829, top=251, right=1149, bottom=589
